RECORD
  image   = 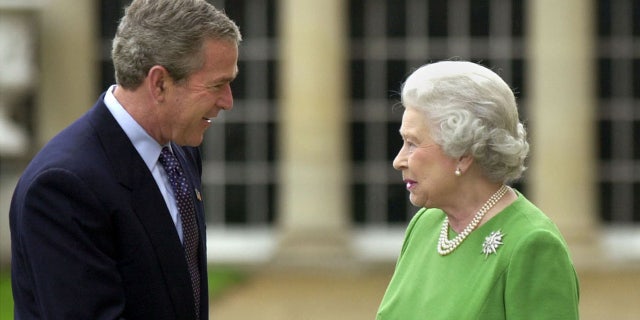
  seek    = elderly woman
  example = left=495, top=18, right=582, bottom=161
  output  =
left=376, top=61, right=579, bottom=319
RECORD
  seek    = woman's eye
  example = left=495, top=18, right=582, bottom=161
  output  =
left=403, top=140, right=416, bottom=152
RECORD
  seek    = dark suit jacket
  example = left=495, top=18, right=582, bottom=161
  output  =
left=10, top=93, right=209, bottom=319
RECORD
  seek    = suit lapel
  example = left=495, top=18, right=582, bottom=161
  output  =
left=88, top=98, right=197, bottom=319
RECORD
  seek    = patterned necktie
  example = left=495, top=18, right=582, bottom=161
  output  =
left=158, top=147, right=201, bottom=319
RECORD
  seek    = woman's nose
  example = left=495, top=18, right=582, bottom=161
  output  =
left=392, top=147, right=406, bottom=170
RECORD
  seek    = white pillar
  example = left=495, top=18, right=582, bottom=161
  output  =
left=0, top=6, right=37, bottom=157
left=0, top=0, right=45, bottom=266
left=37, top=0, right=97, bottom=146
left=528, top=0, right=599, bottom=262
left=277, top=0, right=350, bottom=267
left=0, top=0, right=97, bottom=267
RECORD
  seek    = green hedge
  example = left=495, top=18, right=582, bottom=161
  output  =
left=0, top=270, right=11, bottom=320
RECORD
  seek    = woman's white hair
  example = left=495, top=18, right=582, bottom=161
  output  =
left=401, top=61, right=529, bottom=183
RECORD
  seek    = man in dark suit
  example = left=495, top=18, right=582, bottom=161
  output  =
left=9, top=0, right=241, bottom=319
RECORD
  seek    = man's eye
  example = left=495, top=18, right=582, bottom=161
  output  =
left=207, top=83, right=225, bottom=91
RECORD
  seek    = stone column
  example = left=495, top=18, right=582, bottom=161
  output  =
left=0, top=0, right=44, bottom=267
left=37, top=0, right=97, bottom=146
left=276, top=0, right=350, bottom=268
left=528, top=0, right=599, bottom=263
left=0, top=2, right=39, bottom=157
left=0, top=0, right=97, bottom=267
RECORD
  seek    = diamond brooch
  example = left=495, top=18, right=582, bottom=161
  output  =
left=482, top=230, right=504, bottom=258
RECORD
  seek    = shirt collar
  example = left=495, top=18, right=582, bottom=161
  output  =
left=103, top=85, right=163, bottom=171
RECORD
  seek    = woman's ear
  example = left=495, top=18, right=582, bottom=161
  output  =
left=455, top=154, right=475, bottom=176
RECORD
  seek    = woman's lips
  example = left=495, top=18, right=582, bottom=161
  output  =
left=404, top=179, right=417, bottom=190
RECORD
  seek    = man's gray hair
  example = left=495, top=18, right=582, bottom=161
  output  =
left=112, top=0, right=242, bottom=89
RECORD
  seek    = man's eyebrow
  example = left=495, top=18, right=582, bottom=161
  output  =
left=217, top=77, right=234, bottom=84
left=208, top=77, right=236, bottom=88
left=213, top=67, right=239, bottom=84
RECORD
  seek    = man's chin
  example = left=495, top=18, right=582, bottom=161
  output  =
left=176, top=136, right=204, bottom=147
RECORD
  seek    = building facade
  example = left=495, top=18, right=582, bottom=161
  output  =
left=2, top=0, right=638, bottom=267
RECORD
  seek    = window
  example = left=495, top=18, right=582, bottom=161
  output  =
left=597, top=0, right=640, bottom=223
left=348, top=0, right=527, bottom=225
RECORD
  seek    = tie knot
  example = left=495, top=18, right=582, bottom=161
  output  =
left=159, top=147, right=179, bottom=170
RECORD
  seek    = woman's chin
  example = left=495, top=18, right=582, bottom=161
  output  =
left=408, top=195, right=425, bottom=208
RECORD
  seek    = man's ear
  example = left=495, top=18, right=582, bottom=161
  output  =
left=147, top=65, right=170, bottom=103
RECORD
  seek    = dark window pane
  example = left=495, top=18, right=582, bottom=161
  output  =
left=634, top=183, right=640, bottom=221
left=352, top=183, right=366, bottom=223
left=387, top=183, right=408, bottom=223
left=511, top=58, right=525, bottom=100
left=267, top=122, right=277, bottom=162
left=267, top=183, right=276, bottom=223
left=266, top=0, right=278, bottom=38
left=350, top=59, right=366, bottom=100
left=100, top=61, right=115, bottom=91
left=634, top=0, right=640, bottom=36
left=512, top=0, right=525, bottom=37
left=470, top=1, right=490, bottom=37
left=387, top=184, right=408, bottom=223
left=597, top=0, right=611, bottom=37
left=598, top=120, right=613, bottom=160
left=634, top=120, right=640, bottom=160
left=387, top=60, right=408, bottom=97
left=633, top=59, right=640, bottom=99
left=599, top=182, right=613, bottom=222
left=386, top=0, right=406, bottom=37
left=225, top=185, right=247, bottom=224
left=232, top=61, right=247, bottom=99
left=100, top=0, right=127, bottom=38
left=428, top=0, right=448, bottom=37
left=223, top=0, right=245, bottom=36
left=598, top=59, right=612, bottom=98
left=224, top=123, right=246, bottom=161
left=350, top=122, right=366, bottom=162
left=349, top=0, right=365, bottom=38
left=387, top=121, right=402, bottom=161
left=267, top=60, right=278, bottom=100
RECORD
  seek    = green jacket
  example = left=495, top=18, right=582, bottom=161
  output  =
left=377, top=192, right=580, bottom=319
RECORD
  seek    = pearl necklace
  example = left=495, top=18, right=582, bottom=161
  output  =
left=437, top=185, right=509, bottom=256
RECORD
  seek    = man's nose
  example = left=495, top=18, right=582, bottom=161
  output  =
left=218, top=83, right=233, bottom=110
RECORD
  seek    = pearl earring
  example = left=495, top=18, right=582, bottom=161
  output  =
left=455, top=168, right=462, bottom=176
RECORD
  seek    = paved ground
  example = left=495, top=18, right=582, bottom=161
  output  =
left=210, top=267, right=391, bottom=320
left=210, top=265, right=640, bottom=320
